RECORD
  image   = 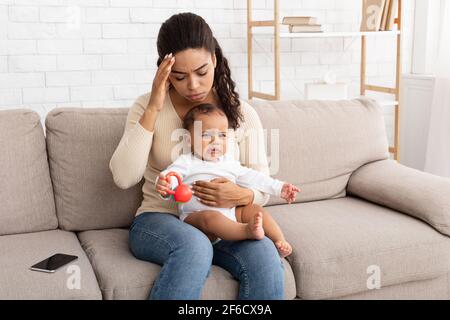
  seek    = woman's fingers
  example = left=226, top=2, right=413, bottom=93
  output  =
left=161, top=58, right=175, bottom=79
left=209, top=177, right=229, bottom=183
left=157, top=54, right=175, bottom=81
left=155, top=56, right=169, bottom=78
left=192, top=183, right=216, bottom=195
left=198, top=199, right=218, bottom=207
left=194, top=192, right=216, bottom=201
left=159, top=53, right=173, bottom=70
left=193, top=180, right=217, bottom=191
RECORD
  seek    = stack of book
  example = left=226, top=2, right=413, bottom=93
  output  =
left=282, top=16, right=323, bottom=33
left=360, top=0, right=398, bottom=31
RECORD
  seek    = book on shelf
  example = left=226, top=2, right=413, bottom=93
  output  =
left=282, top=16, right=318, bottom=25
left=385, top=0, right=398, bottom=30
left=288, top=24, right=323, bottom=33
left=380, top=0, right=390, bottom=30
left=360, top=0, right=386, bottom=31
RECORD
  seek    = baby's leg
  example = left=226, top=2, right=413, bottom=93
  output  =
left=184, top=210, right=264, bottom=241
left=236, top=204, right=292, bottom=258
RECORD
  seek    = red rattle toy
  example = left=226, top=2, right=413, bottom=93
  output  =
left=165, top=171, right=192, bottom=203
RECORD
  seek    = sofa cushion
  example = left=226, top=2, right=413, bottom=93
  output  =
left=0, top=229, right=102, bottom=299
left=77, top=228, right=297, bottom=300
left=45, top=108, right=143, bottom=231
left=0, top=109, right=58, bottom=235
left=247, top=98, right=389, bottom=206
left=265, top=197, right=450, bottom=299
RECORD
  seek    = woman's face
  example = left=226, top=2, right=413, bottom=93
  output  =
left=168, top=48, right=216, bottom=103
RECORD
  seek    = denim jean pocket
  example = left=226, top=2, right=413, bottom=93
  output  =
left=129, top=226, right=172, bottom=265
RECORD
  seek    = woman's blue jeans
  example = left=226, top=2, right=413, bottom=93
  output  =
left=128, top=212, right=285, bottom=300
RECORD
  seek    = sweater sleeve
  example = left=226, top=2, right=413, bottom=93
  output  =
left=237, top=100, right=271, bottom=206
left=109, top=94, right=154, bottom=189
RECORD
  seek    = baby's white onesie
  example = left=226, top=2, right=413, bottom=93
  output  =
left=156, top=153, right=284, bottom=222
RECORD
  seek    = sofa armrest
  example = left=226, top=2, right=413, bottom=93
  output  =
left=347, top=159, right=450, bottom=236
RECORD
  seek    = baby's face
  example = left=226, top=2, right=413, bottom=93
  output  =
left=189, top=112, right=229, bottom=161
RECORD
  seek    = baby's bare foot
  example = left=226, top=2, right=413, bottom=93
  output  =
left=246, top=211, right=265, bottom=240
left=275, top=240, right=292, bottom=258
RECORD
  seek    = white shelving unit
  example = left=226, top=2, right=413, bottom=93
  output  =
left=247, top=0, right=402, bottom=160
left=252, top=30, right=401, bottom=38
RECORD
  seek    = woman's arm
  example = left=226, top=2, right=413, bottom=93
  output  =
left=238, top=187, right=255, bottom=205
left=193, top=177, right=255, bottom=208
left=109, top=96, right=154, bottom=189
left=109, top=54, right=175, bottom=190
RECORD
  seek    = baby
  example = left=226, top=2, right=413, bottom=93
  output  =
left=155, top=103, right=300, bottom=257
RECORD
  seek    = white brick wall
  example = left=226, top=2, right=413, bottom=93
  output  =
left=0, top=0, right=415, bottom=146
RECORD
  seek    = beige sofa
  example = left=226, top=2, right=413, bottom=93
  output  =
left=1, top=97, right=450, bottom=300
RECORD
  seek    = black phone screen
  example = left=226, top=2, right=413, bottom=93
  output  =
left=31, top=253, right=78, bottom=271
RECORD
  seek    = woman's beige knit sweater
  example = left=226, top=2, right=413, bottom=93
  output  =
left=109, top=90, right=270, bottom=217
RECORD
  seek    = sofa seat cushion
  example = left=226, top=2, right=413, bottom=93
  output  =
left=265, top=197, right=450, bottom=299
left=0, top=109, right=58, bottom=235
left=0, top=229, right=102, bottom=299
left=77, top=228, right=297, bottom=300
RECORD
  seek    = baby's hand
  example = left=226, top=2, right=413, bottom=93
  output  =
left=156, top=172, right=171, bottom=198
left=281, top=183, right=301, bottom=204
left=156, top=172, right=182, bottom=197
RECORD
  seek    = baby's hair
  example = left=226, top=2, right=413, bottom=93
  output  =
left=182, top=103, right=228, bottom=131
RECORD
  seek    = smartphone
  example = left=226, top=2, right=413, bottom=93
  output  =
left=30, top=253, right=78, bottom=273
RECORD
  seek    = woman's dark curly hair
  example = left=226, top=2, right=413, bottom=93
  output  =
left=156, top=12, right=243, bottom=130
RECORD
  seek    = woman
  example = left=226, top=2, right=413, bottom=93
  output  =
left=109, top=12, right=284, bottom=300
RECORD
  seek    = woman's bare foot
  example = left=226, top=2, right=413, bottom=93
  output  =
left=275, top=240, right=292, bottom=258
left=246, top=211, right=265, bottom=240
